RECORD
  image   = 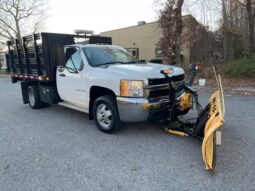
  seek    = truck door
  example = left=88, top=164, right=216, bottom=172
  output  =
left=56, top=47, right=87, bottom=107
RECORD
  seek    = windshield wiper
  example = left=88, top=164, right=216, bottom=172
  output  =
left=123, top=61, right=139, bottom=64
left=65, top=66, right=78, bottom=73
left=95, top=61, right=125, bottom=66
left=95, top=61, right=143, bottom=67
left=123, top=60, right=147, bottom=64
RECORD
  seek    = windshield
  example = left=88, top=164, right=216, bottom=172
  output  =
left=83, top=46, right=138, bottom=66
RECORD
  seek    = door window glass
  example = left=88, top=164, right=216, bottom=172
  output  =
left=65, top=48, right=82, bottom=72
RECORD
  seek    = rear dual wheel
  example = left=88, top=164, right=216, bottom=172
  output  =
left=27, top=86, right=43, bottom=109
left=27, top=86, right=49, bottom=109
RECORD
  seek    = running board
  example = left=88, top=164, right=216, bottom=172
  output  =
left=58, top=101, right=89, bottom=113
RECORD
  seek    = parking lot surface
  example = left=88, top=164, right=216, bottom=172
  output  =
left=0, top=77, right=255, bottom=191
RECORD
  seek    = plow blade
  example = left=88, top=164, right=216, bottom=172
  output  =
left=202, top=73, right=225, bottom=171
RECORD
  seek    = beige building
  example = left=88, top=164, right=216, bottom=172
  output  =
left=100, top=15, right=198, bottom=66
left=101, top=21, right=162, bottom=61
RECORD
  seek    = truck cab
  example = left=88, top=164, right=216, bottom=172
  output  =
left=7, top=32, right=185, bottom=133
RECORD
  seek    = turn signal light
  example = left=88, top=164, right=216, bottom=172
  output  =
left=189, top=64, right=202, bottom=72
left=39, top=76, right=49, bottom=81
left=160, top=68, right=174, bottom=75
left=196, top=64, right=202, bottom=71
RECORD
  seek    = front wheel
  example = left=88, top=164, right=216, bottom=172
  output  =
left=93, top=96, right=122, bottom=133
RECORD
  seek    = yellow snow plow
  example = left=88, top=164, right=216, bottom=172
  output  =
left=202, top=69, right=225, bottom=170
left=161, top=65, right=225, bottom=171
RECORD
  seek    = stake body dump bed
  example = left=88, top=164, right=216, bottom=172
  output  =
left=7, top=32, right=112, bottom=82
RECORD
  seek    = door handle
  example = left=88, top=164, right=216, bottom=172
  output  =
left=59, top=73, right=66, bottom=77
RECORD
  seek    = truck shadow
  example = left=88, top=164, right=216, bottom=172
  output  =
left=48, top=104, right=166, bottom=136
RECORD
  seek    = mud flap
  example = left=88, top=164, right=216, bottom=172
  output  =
left=202, top=70, right=225, bottom=171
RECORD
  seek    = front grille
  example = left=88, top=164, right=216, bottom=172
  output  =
left=148, top=78, right=168, bottom=86
left=146, top=74, right=185, bottom=102
left=148, top=88, right=169, bottom=98
left=171, top=74, right=185, bottom=82
left=148, top=74, right=185, bottom=86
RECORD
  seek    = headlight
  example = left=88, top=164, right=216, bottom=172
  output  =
left=120, top=80, right=144, bottom=97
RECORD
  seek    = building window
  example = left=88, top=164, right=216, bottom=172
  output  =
left=155, top=48, right=162, bottom=58
left=126, top=48, right=139, bottom=59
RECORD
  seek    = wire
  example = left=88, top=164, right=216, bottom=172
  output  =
left=195, top=96, right=203, bottom=115
left=169, top=100, right=178, bottom=123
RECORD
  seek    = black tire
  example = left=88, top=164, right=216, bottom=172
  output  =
left=27, top=86, right=42, bottom=109
left=93, top=95, right=122, bottom=133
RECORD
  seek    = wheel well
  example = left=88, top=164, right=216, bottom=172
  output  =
left=89, top=86, right=116, bottom=120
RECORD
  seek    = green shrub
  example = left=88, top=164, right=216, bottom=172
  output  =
left=224, top=56, right=255, bottom=79
left=0, top=69, right=7, bottom=75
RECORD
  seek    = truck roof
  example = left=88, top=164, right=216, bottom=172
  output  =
left=69, top=44, right=120, bottom=48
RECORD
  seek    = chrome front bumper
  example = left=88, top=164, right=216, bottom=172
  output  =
left=116, top=97, right=169, bottom=122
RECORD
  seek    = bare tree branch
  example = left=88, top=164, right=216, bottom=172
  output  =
left=0, top=18, right=17, bottom=34
left=223, top=0, right=255, bottom=54
left=0, top=26, right=15, bottom=39
left=0, top=0, right=48, bottom=43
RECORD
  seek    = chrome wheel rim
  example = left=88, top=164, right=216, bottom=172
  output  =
left=28, top=89, right=35, bottom=106
left=96, top=104, right=113, bottom=129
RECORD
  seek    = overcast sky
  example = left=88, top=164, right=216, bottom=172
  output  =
left=46, top=0, right=156, bottom=34
left=45, top=0, right=221, bottom=34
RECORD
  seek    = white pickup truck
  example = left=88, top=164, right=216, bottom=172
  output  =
left=7, top=32, right=226, bottom=170
left=7, top=32, right=185, bottom=133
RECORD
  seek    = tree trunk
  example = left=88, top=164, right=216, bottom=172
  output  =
left=175, top=0, right=184, bottom=66
left=15, top=19, right=21, bottom=40
left=246, top=0, right=255, bottom=53
left=222, top=0, right=228, bottom=62
left=158, top=0, right=184, bottom=66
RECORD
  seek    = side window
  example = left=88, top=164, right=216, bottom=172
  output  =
left=65, top=48, right=83, bottom=73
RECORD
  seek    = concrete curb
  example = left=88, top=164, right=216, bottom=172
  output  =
left=193, top=85, right=255, bottom=96
left=0, top=75, right=9, bottom=78
left=234, top=87, right=255, bottom=92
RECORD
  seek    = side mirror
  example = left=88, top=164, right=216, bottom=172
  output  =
left=189, top=64, right=202, bottom=72
left=57, top=66, right=64, bottom=72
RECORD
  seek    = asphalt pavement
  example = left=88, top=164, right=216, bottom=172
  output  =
left=0, top=76, right=255, bottom=191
